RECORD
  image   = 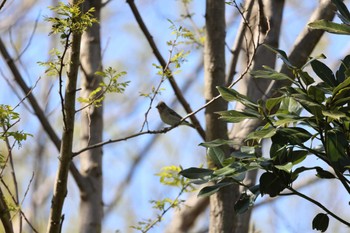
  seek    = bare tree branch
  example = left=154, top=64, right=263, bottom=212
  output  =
left=126, top=0, right=206, bottom=140
left=0, top=37, right=84, bottom=189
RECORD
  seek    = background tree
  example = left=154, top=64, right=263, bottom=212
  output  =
left=0, top=0, right=349, bottom=233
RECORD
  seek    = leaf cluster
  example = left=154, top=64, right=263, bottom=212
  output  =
left=46, top=0, right=98, bottom=40
left=78, top=67, right=129, bottom=108
left=0, top=105, right=31, bottom=147
left=309, top=0, right=350, bottom=35
left=180, top=6, right=350, bottom=229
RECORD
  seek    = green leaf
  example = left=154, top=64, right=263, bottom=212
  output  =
left=275, top=162, right=293, bottom=173
left=326, top=129, right=350, bottom=172
left=230, top=151, right=256, bottom=159
left=312, top=213, right=329, bottom=232
left=336, top=55, right=350, bottom=83
left=199, top=139, right=233, bottom=148
left=311, top=59, right=337, bottom=87
left=251, top=66, right=294, bottom=81
left=179, top=167, right=214, bottom=179
left=213, top=165, right=236, bottom=176
left=298, top=70, right=315, bottom=86
left=272, top=127, right=312, bottom=145
left=331, top=77, right=350, bottom=105
left=309, top=20, right=350, bottom=35
left=316, top=167, right=336, bottom=179
left=265, top=96, right=284, bottom=112
left=207, top=147, right=225, bottom=167
left=263, top=45, right=294, bottom=68
left=246, top=127, right=277, bottom=142
left=279, top=97, right=303, bottom=115
left=198, top=182, right=233, bottom=197
left=293, top=166, right=318, bottom=176
left=274, top=117, right=303, bottom=127
left=234, top=187, right=259, bottom=214
left=307, top=85, right=325, bottom=103
left=301, top=54, right=327, bottom=70
left=322, top=110, right=347, bottom=121
left=289, top=150, right=308, bottom=165
left=216, top=110, right=259, bottom=123
left=217, top=86, right=258, bottom=109
left=259, top=172, right=287, bottom=197
left=333, top=76, right=350, bottom=95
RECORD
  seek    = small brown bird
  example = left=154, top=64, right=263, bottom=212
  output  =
left=156, top=101, right=194, bottom=128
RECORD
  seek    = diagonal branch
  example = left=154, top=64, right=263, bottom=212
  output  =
left=268, top=0, right=336, bottom=96
left=126, top=0, right=206, bottom=140
left=0, top=37, right=84, bottom=189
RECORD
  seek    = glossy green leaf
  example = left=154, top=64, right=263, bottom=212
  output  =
left=309, top=20, right=350, bottom=35
left=301, top=54, right=327, bottom=70
left=207, top=147, right=225, bottom=167
left=326, top=130, right=347, bottom=161
left=311, top=59, right=337, bottom=87
left=322, top=110, right=347, bottom=121
left=217, top=86, right=258, bottom=109
left=251, top=66, right=293, bottom=81
left=198, top=182, right=233, bottom=197
left=199, top=139, right=233, bottom=148
left=259, top=172, right=287, bottom=197
left=308, top=85, right=325, bottom=103
left=316, top=167, right=336, bottom=179
left=298, top=70, right=315, bottom=86
left=265, top=96, right=284, bottom=112
left=273, top=127, right=312, bottom=145
left=216, top=110, right=259, bottom=123
left=213, top=165, right=236, bottom=176
left=312, top=213, right=329, bottom=232
left=246, top=127, right=277, bottom=142
left=291, top=150, right=308, bottom=164
left=336, top=55, right=350, bottom=83
left=230, top=151, right=256, bottom=159
left=263, top=45, right=294, bottom=68
left=234, top=188, right=259, bottom=214
left=333, top=77, right=350, bottom=95
left=179, top=167, right=213, bottom=179
left=275, top=162, right=293, bottom=173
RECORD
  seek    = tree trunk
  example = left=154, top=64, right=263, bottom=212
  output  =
left=204, top=1, right=239, bottom=232
left=46, top=1, right=82, bottom=231
left=78, top=1, right=103, bottom=233
left=229, top=1, right=285, bottom=232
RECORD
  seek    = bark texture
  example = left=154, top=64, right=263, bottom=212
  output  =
left=46, top=6, right=82, bottom=233
left=230, top=1, right=285, bottom=232
left=79, top=1, right=103, bottom=233
left=204, top=1, right=239, bottom=232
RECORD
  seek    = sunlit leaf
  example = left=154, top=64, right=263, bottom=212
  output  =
left=216, top=110, right=259, bottom=123
left=309, top=20, right=350, bottom=35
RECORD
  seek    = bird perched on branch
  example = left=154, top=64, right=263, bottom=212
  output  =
left=156, top=101, right=194, bottom=128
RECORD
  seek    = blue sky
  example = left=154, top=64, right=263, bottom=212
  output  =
left=0, top=0, right=350, bottom=232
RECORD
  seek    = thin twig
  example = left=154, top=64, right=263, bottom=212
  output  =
left=58, top=30, right=72, bottom=129
left=142, top=185, right=189, bottom=233
left=140, top=34, right=179, bottom=132
left=288, top=187, right=350, bottom=227
left=126, top=0, right=206, bottom=140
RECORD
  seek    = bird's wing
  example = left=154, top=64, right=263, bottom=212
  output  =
left=168, top=107, right=183, bottom=119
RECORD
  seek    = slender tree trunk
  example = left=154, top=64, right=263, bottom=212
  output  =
left=230, top=1, right=285, bottom=232
left=46, top=2, right=82, bottom=231
left=204, top=1, right=239, bottom=232
left=78, top=1, right=103, bottom=232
